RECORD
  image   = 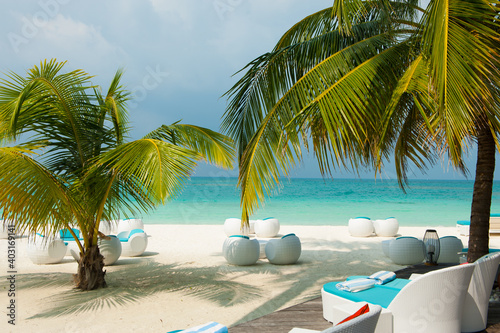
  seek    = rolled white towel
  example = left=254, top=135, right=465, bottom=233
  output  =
left=336, top=278, right=376, bottom=292
left=368, top=271, right=396, bottom=285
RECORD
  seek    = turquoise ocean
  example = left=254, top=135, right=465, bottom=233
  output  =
left=142, top=177, right=500, bottom=227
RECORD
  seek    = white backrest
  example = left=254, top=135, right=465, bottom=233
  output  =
left=387, top=264, right=475, bottom=333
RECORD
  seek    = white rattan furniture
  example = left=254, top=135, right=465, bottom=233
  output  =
left=289, top=304, right=382, bottom=333
left=265, top=233, right=301, bottom=265
left=437, top=236, right=463, bottom=264
left=348, top=217, right=374, bottom=237
left=97, top=235, right=122, bottom=265
left=224, top=218, right=250, bottom=237
left=117, top=229, right=148, bottom=257
left=254, top=218, right=280, bottom=238
left=373, top=218, right=399, bottom=237
left=26, top=234, right=67, bottom=264
left=222, top=235, right=259, bottom=266
left=388, top=236, right=424, bottom=265
left=461, top=252, right=500, bottom=332
left=117, top=218, right=144, bottom=234
left=322, top=264, right=475, bottom=333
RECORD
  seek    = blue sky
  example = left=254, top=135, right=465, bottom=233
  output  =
left=0, top=0, right=495, bottom=181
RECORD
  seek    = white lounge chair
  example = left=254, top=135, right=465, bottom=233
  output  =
left=265, top=233, right=301, bottom=265
left=254, top=217, right=280, bottom=238
left=117, top=229, right=148, bottom=257
left=348, top=217, right=373, bottom=237
left=26, top=234, right=67, bottom=265
left=373, top=218, right=399, bottom=237
left=437, top=236, right=463, bottom=264
left=388, top=236, right=425, bottom=265
left=117, top=218, right=144, bottom=233
left=461, top=252, right=500, bottom=332
left=222, top=235, right=259, bottom=266
left=321, top=264, right=475, bottom=333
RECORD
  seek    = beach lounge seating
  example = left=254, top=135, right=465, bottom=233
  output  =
left=117, top=218, right=144, bottom=233
left=265, top=233, right=301, bottom=265
left=222, top=235, right=259, bottom=266
left=457, top=214, right=500, bottom=236
left=59, top=228, right=84, bottom=256
left=99, top=220, right=118, bottom=235
left=348, top=217, right=373, bottom=237
left=97, top=235, right=122, bottom=265
left=436, top=236, right=463, bottom=264
left=26, top=234, right=67, bottom=264
left=254, top=217, right=280, bottom=238
left=117, top=229, right=148, bottom=257
left=388, top=236, right=424, bottom=265
left=373, top=218, right=399, bottom=237
left=223, top=218, right=250, bottom=237
left=289, top=303, right=382, bottom=333
left=461, top=252, right=500, bottom=332
left=322, top=264, right=475, bottom=332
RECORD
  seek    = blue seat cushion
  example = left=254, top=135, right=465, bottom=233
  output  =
left=457, top=220, right=470, bottom=226
left=323, top=279, right=410, bottom=308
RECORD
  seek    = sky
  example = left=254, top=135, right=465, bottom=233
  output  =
left=0, top=0, right=496, bottom=181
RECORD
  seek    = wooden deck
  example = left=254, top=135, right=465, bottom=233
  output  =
left=229, top=264, right=500, bottom=332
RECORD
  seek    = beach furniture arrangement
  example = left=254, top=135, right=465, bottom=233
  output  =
left=289, top=303, right=382, bottom=333
left=167, top=321, right=228, bottom=333
left=322, top=264, right=475, bottom=332
left=26, top=234, right=67, bottom=265
left=436, top=236, right=463, bottom=264
left=387, top=236, right=425, bottom=265
left=348, top=217, right=399, bottom=237
left=222, top=235, right=260, bottom=266
left=265, top=233, right=302, bottom=265
left=254, top=217, right=280, bottom=238
left=117, top=218, right=144, bottom=233
left=117, top=229, right=148, bottom=257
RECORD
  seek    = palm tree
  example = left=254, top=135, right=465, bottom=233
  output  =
left=0, top=59, right=235, bottom=290
left=222, top=0, right=500, bottom=262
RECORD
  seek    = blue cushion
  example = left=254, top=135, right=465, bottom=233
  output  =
left=457, top=220, right=470, bottom=226
left=59, top=228, right=82, bottom=240
left=229, top=235, right=249, bottom=239
left=282, top=233, right=296, bottom=239
left=323, top=281, right=401, bottom=308
left=354, top=217, right=370, bottom=219
left=129, top=229, right=144, bottom=237
left=263, top=217, right=275, bottom=220
left=491, top=214, right=500, bottom=217
left=395, top=236, right=417, bottom=240
left=462, top=248, right=500, bottom=253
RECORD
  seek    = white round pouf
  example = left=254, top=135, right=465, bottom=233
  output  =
left=389, top=236, right=425, bottom=265
left=26, top=236, right=67, bottom=265
left=98, top=235, right=122, bottom=266
left=222, top=235, right=259, bottom=266
left=117, top=229, right=148, bottom=257
left=373, top=218, right=399, bottom=237
left=265, top=233, right=301, bottom=265
left=437, top=236, right=463, bottom=264
left=348, top=217, right=374, bottom=237
left=224, top=218, right=250, bottom=237
left=254, top=218, right=280, bottom=238
left=117, top=218, right=144, bottom=234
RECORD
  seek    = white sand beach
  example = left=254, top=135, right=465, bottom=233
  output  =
left=0, top=225, right=496, bottom=332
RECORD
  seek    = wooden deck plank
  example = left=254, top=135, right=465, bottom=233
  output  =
left=229, top=264, right=500, bottom=332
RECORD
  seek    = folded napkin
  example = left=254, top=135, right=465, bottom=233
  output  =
left=180, top=322, right=228, bottom=333
left=369, top=271, right=396, bottom=285
left=336, top=278, right=376, bottom=292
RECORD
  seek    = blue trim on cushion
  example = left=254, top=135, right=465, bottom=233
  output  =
left=167, top=330, right=183, bottom=333
left=59, top=228, right=82, bottom=240
left=263, top=217, right=275, bottom=220
left=491, top=214, right=500, bottom=217
left=282, top=233, right=296, bottom=239
left=36, top=233, right=44, bottom=237
left=462, top=248, right=500, bottom=253
left=386, top=217, right=395, bottom=219
left=395, top=236, right=417, bottom=240
left=129, top=229, right=144, bottom=237
left=354, top=217, right=370, bottom=219
left=440, top=236, right=458, bottom=239
left=229, top=235, right=249, bottom=239
left=323, top=282, right=400, bottom=308
left=457, top=220, right=470, bottom=225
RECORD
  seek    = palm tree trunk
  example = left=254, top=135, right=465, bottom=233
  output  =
left=467, top=126, right=496, bottom=262
left=73, top=245, right=107, bottom=290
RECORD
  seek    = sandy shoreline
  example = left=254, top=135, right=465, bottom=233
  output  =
left=0, top=224, right=495, bottom=332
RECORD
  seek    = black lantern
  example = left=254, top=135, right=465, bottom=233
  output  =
left=423, top=229, right=440, bottom=265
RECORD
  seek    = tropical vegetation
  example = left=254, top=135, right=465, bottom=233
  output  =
left=222, top=0, right=500, bottom=262
left=0, top=59, right=235, bottom=290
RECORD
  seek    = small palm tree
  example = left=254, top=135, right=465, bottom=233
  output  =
left=0, top=60, right=235, bottom=290
left=222, top=0, right=500, bottom=262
